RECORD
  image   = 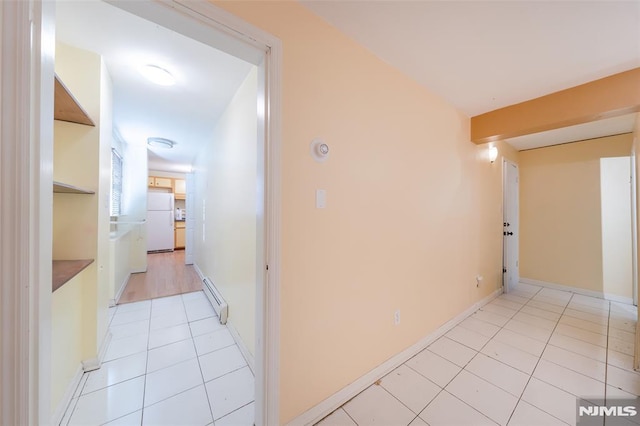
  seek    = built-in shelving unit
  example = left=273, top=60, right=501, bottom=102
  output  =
left=54, top=75, right=95, bottom=126
left=53, top=181, right=95, bottom=194
left=52, top=259, right=94, bottom=292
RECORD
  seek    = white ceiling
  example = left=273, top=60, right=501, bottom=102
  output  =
left=56, top=1, right=254, bottom=172
left=302, top=1, right=640, bottom=117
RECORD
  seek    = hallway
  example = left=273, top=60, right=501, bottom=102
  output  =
left=319, top=284, right=639, bottom=426
left=60, top=291, right=253, bottom=425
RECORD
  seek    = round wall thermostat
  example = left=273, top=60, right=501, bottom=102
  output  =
left=310, top=138, right=329, bottom=162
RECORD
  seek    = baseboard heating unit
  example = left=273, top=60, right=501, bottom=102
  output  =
left=203, top=277, right=228, bottom=324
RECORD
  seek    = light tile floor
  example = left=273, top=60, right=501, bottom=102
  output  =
left=60, top=290, right=254, bottom=426
left=318, top=284, right=639, bottom=426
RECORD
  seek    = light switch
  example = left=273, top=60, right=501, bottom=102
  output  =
left=316, top=189, right=326, bottom=209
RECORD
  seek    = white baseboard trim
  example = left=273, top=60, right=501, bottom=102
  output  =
left=109, top=272, right=131, bottom=307
left=193, top=263, right=205, bottom=282
left=286, top=287, right=503, bottom=426
left=51, top=364, right=84, bottom=426
left=520, top=278, right=634, bottom=305
left=82, top=331, right=112, bottom=373
left=227, top=319, right=255, bottom=373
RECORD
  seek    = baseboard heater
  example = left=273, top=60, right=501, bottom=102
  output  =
left=203, top=277, right=228, bottom=324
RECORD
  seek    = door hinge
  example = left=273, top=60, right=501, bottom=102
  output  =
left=503, top=267, right=507, bottom=273
left=266, top=264, right=269, bottom=271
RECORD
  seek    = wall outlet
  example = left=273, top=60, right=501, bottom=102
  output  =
left=394, top=310, right=401, bottom=325
left=476, top=275, right=483, bottom=287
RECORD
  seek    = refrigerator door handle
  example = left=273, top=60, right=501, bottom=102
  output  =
left=170, top=210, right=174, bottom=227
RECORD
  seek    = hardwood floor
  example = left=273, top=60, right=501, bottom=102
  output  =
left=118, top=250, right=202, bottom=304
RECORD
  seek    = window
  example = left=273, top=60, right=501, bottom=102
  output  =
left=110, top=148, right=123, bottom=216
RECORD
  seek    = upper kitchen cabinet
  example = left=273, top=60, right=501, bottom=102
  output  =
left=174, top=179, right=186, bottom=200
left=148, top=176, right=173, bottom=189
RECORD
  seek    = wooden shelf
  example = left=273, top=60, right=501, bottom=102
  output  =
left=53, top=181, right=95, bottom=194
left=54, top=75, right=95, bottom=126
left=52, top=259, right=94, bottom=292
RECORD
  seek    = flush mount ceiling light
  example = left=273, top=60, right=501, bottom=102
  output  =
left=147, top=137, right=175, bottom=149
left=140, top=64, right=176, bottom=86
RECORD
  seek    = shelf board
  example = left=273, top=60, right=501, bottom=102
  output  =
left=52, top=259, right=94, bottom=292
left=54, top=75, right=95, bottom=127
left=53, top=181, right=95, bottom=194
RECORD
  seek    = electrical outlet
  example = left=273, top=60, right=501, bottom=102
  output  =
left=394, top=310, right=400, bottom=325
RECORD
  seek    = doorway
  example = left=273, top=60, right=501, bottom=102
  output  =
left=5, top=0, right=282, bottom=424
left=503, top=159, right=519, bottom=293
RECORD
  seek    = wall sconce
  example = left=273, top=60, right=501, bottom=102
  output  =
left=489, top=146, right=498, bottom=163
left=310, top=138, right=329, bottom=162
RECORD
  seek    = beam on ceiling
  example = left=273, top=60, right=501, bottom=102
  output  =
left=471, top=68, right=640, bottom=144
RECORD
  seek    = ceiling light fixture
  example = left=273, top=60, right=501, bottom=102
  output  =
left=140, top=64, right=176, bottom=86
left=147, top=137, right=175, bottom=149
left=489, top=146, right=498, bottom=163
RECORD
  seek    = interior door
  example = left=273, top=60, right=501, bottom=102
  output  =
left=503, top=160, right=519, bottom=293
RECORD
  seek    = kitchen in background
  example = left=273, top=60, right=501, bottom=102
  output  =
left=148, top=174, right=187, bottom=251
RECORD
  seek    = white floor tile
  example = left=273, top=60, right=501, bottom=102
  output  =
left=458, top=317, right=501, bottom=338
left=151, top=294, right=184, bottom=310
left=503, top=319, right=552, bottom=342
left=83, top=352, right=147, bottom=395
left=150, top=310, right=188, bottom=330
left=606, top=365, right=640, bottom=396
left=493, top=328, right=546, bottom=357
left=184, top=298, right=216, bottom=322
left=541, top=345, right=605, bottom=382
left=342, top=385, right=415, bottom=426
left=515, top=283, right=542, bottom=294
left=609, top=327, right=635, bottom=343
left=608, top=349, right=635, bottom=372
left=215, top=402, right=255, bottom=426
left=465, top=353, right=529, bottom=397
left=142, top=385, right=212, bottom=426
left=111, top=309, right=151, bottom=327
left=445, top=325, right=491, bottom=351
left=69, top=377, right=145, bottom=425
left=446, top=370, right=518, bottom=425
left=199, top=345, right=247, bottom=382
left=408, top=416, right=429, bottom=426
left=419, top=390, right=497, bottom=426
left=193, top=329, right=235, bottom=356
left=380, top=364, right=441, bottom=414
left=609, top=336, right=635, bottom=356
left=110, top=319, right=150, bottom=341
left=554, top=323, right=607, bottom=347
left=512, top=311, right=556, bottom=331
left=525, top=300, right=565, bottom=314
left=500, top=294, right=530, bottom=305
left=532, top=295, right=569, bottom=308
left=520, top=305, right=561, bottom=322
left=606, top=384, right=637, bottom=400
left=610, top=301, right=637, bottom=316
left=117, top=300, right=152, bottom=315
left=508, top=400, right=568, bottom=426
left=148, top=323, right=192, bottom=349
left=491, top=297, right=524, bottom=311
left=563, top=308, right=608, bottom=326
left=104, top=333, right=149, bottom=362
left=538, top=288, right=572, bottom=302
left=548, top=333, right=606, bottom=362
left=472, top=310, right=511, bottom=327
left=558, top=315, right=607, bottom=335
left=189, top=317, right=226, bottom=337
left=405, top=349, right=462, bottom=387
left=571, top=294, right=609, bottom=310
left=521, top=378, right=578, bottom=425
left=205, top=366, right=255, bottom=420
left=533, top=359, right=604, bottom=403
left=567, top=302, right=609, bottom=317
left=144, top=358, right=204, bottom=406
left=151, top=304, right=187, bottom=321
left=182, top=291, right=207, bottom=302
left=316, top=408, right=357, bottom=426
left=482, top=303, right=518, bottom=319
left=509, top=290, right=536, bottom=300
left=103, top=410, right=142, bottom=425
left=147, top=339, right=197, bottom=373
left=609, top=317, right=636, bottom=333
left=481, top=339, right=540, bottom=375
left=428, top=337, right=477, bottom=367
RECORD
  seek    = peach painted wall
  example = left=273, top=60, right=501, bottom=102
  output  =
left=519, top=134, right=633, bottom=293
left=214, top=1, right=506, bottom=422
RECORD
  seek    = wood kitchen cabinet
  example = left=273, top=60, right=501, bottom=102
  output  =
left=174, top=179, right=186, bottom=200
left=175, top=221, right=186, bottom=249
left=148, top=176, right=173, bottom=189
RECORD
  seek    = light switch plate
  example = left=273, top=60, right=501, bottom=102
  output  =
left=316, top=189, right=326, bottom=209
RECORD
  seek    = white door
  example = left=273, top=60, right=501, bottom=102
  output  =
left=185, top=173, right=195, bottom=265
left=503, top=160, right=519, bottom=293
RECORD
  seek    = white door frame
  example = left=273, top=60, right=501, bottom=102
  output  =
left=502, top=158, right=520, bottom=293
left=3, top=1, right=282, bottom=424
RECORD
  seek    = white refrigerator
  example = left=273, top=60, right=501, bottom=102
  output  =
left=147, top=192, right=175, bottom=252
